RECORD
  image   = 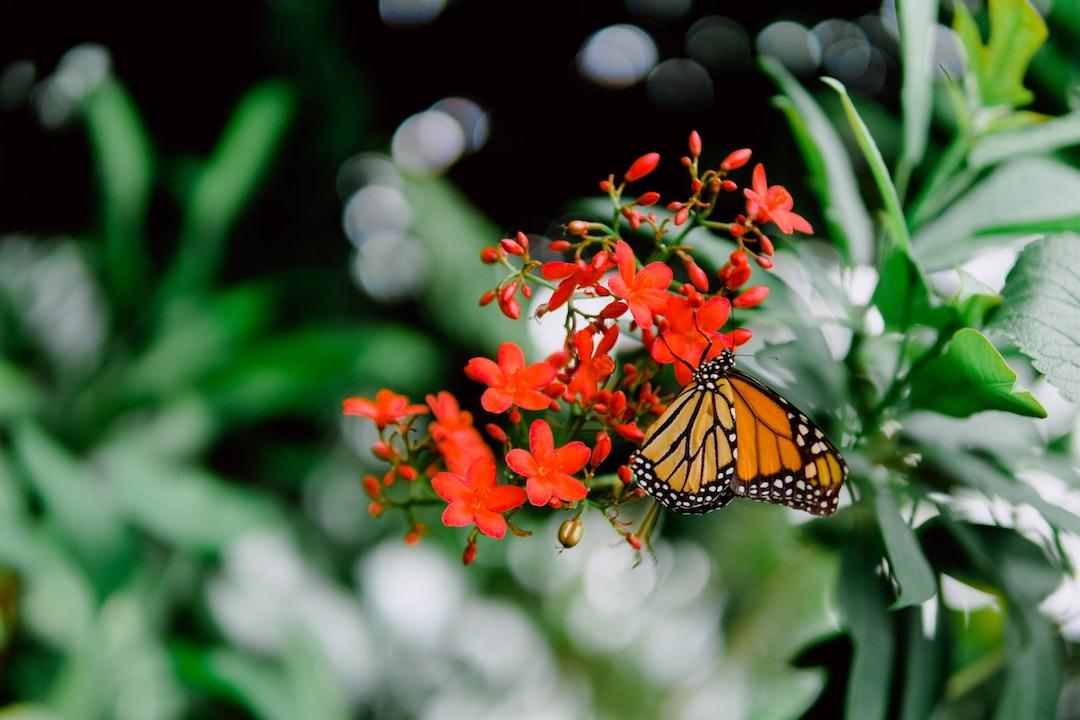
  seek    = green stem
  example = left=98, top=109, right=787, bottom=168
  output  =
left=636, top=499, right=662, bottom=548
left=907, top=133, right=970, bottom=228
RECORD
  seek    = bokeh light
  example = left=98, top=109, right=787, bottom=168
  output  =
left=391, top=109, right=467, bottom=174
left=646, top=58, right=713, bottom=112
left=756, top=21, right=821, bottom=76
left=685, top=16, right=751, bottom=74
left=578, top=24, right=658, bottom=88
left=378, top=0, right=447, bottom=28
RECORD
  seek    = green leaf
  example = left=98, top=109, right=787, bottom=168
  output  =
left=952, top=0, right=1048, bottom=108
left=405, top=175, right=529, bottom=353
left=173, top=646, right=296, bottom=720
left=949, top=268, right=1002, bottom=328
left=838, top=533, right=895, bottom=720
left=898, top=0, right=941, bottom=170
left=908, top=328, right=1046, bottom=417
left=971, top=110, right=1080, bottom=168
left=822, top=77, right=912, bottom=255
left=872, top=247, right=934, bottom=331
left=100, top=446, right=281, bottom=552
left=989, top=234, right=1080, bottom=403
left=760, top=58, right=874, bottom=264
left=199, top=323, right=446, bottom=423
left=913, top=157, right=1080, bottom=270
left=898, top=603, right=948, bottom=720
left=11, top=422, right=133, bottom=571
left=81, top=79, right=154, bottom=307
left=159, top=81, right=295, bottom=302
left=874, top=486, right=937, bottom=609
left=997, top=605, right=1063, bottom=720
left=0, top=359, right=43, bottom=421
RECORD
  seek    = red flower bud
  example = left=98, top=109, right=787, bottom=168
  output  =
left=684, top=257, right=709, bottom=292
left=691, top=179, right=703, bottom=192
left=480, top=247, right=500, bottom=264
left=515, top=231, right=530, bottom=251
left=545, top=381, right=566, bottom=398
left=404, top=530, right=421, bottom=546
left=730, top=224, right=746, bottom=238
left=499, top=281, right=518, bottom=304
left=636, top=191, right=660, bottom=207
left=725, top=264, right=752, bottom=290
left=630, top=487, right=646, bottom=498
left=500, top=298, right=521, bottom=320
left=721, top=179, right=737, bottom=192
left=362, top=475, right=380, bottom=498
left=600, top=301, right=628, bottom=319
left=509, top=408, right=522, bottom=425
left=368, top=501, right=384, bottom=518
left=522, top=283, right=533, bottom=299
left=758, top=235, right=774, bottom=256
left=667, top=201, right=682, bottom=211
left=674, top=208, right=690, bottom=226
left=721, top=148, right=752, bottom=171
left=383, top=469, right=395, bottom=486
left=372, top=441, right=396, bottom=461
left=479, top=289, right=496, bottom=306
left=727, top=328, right=753, bottom=346
left=567, top=220, right=588, bottom=236
left=755, top=254, right=774, bottom=269
left=485, top=423, right=508, bottom=442
left=397, top=465, right=418, bottom=481
left=733, top=285, right=769, bottom=308
left=549, top=239, right=572, bottom=252
left=591, top=431, right=612, bottom=467
left=689, top=130, right=702, bottom=157
left=624, top=152, right=660, bottom=182
left=730, top=250, right=748, bottom=266
left=680, top=156, right=692, bottom=167
left=599, top=179, right=613, bottom=192
left=501, top=237, right=525, bottom=256
left=462, top=541, right=477, bottom=566
left=627, top=534, right=642, bottom=550
left=548, top=350, right=570, bottom=368
left=615, top=423, right=644, bottom=442
left=618, top=464, right=633, bottom=485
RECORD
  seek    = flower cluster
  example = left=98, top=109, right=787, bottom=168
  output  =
left=343, top=132, right=813, bottom=563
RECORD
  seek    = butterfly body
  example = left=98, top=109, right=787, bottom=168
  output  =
left=632, top=349, right=847, bottom=516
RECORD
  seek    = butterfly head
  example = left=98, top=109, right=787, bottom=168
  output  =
left=694, top=349, right=736, bottom=381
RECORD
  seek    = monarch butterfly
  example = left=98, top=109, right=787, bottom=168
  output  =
left=631, top=348, right=847, bottom=516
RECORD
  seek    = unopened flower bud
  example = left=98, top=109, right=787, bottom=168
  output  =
left=636, top=191, right=660, bottom=206
left=721, top=148, right=752, bottom=171
left=368, top=501, right=384, bottom=517
left=549, top=239, right=572, bottom=252
left=592, top=431, right=612, bottom=467
left=485, top=423, right=508, bottom=443
left=479, top=289, right=496, bottom=306
left=618, top=465, right=632, bottom=485
left=567, top=220, right=588, bottom=236
left=627, top=534, right=642, bottom=550
left=733, top=285, right=769, bottom=308
left=625, top=152, right=660, bottom=182
left=689, top=130, right=702, bottom=157
left=558, top=518, right=584, bottom=548
left=462, top=541, right=477, bottom=566
left=501, top=237, right=525, bottom=256
left=480, top=247, right=499, bottom=264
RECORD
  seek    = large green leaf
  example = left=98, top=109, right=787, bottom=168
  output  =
left=760, top=58, right=874, bottom=264
left=912, top=157, right=1080, bottom=269
left=898, top=603, right=948, bottom=720
left=199, top=323, right=445, bottom=423
left=898, top=0, right=941, bottom=173
left=989, top=234, right=1080, bottom=403
left=838, top=534, right=895, bottom=720
left=11, top=422, right=134, bottom=574
left=100, top=446, right=281, bottom=552
left=971, top=110, right=1080, bottom=168
left=873, top=486, right=937, bottom=609
left=82, top=79, right=154, bottom=307
left=871, top=247, right=934, bottom=331
left=0, top=360, right=43, bottom=421
left=822, top=77, right=912, bottom=255
left=907, top=328, right=1046, bottom=417
left=158, top=81, right=295, bottom=303
left=952, top=0, right=1048, bottom=108
left=997, top=605, right=1063, bottom=720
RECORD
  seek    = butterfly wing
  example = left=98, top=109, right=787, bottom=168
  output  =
left=726, top=368, right=847, bottom=515
left=631, top=378, right=739, bottom=514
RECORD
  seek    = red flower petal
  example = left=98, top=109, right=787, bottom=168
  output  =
left=474, top=510, right=508, bottom=539
left=465, top=357, right=504, bottom=386
left=552, top=441, right=590, bottom=474
left=441, top=502, right=474, bottom=527
left=480, top=388, right=514, bottom=413
left=487, top=484, right=527, bottom=512
left=497, top=342, right=525, bottom=374
left=517, top=361, right=557, bottom=389
left=506, top=448, right=539, bottom=477
left=432, top=472, right=469, bottom=502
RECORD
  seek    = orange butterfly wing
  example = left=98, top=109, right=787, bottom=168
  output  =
left=726, top=369, right=847, bottom=515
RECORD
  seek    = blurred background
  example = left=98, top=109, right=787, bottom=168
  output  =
left=1, top=0, right=1079, bottom=718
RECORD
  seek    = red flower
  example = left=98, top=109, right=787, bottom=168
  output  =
left=427, top=391, right=494, bottom=475
left=568, top=324, right=619, bottom=402
left=541, top=252, right=613, bottom=311
left=342, top=389, right=428, bottom=429
left=505, top=419, right=590, bottom=506
left=743, top=163, right=813, bottom=235
left=432, top=458, right=526, bottom=539
left=651, top=295, right=731, bottom=385
left=607, top=240, right=672, bottom=331
left=465, top=342, right=556, bottom=413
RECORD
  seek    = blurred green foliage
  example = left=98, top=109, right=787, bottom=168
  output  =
left=1, top=0, right=1079, bottom=718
